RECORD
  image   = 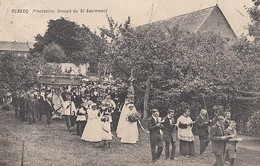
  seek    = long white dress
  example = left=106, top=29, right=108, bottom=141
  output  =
left=116, top=103, right=139, bottom=144
left=101, top=120, right=112, bottom=140
left=81, top=108, right=102, bottom=142
left=116, top=102, right=128, bottom=138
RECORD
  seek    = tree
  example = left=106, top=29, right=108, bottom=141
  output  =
left=246, top=110, right=260, bottom=136
left=41, top=42, right=67, bottom=63
left=31, top=17, right=105, bottom=65
left=0, top=52, right=61, bottom=99
left=248, top=0, right=260, bottom=42
left=100, top=16, right=252, bottom=122
left=231, top=0, right=260, bottom=132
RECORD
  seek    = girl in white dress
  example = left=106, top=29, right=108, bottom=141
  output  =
left=101, top=113, right=113, bottom=147
left=117, top=103, right=139, bottom=144
left=81, top=103, right=103, bottom=142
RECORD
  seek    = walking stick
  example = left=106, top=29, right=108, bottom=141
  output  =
left=21, top=140, right=25, bottom=166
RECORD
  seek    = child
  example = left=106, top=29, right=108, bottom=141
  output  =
left=225, top=120, right=238, bottom=166
left=100, top=107, right=113, bottom=148
left=81, top=103, right=103, bottom=142
left=76, top=102, right=87, bottom=136
left=62, top=93, right=77, bottom=131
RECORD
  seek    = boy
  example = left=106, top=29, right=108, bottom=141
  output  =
left=163, top=109, right=177, bottom=160
left=76, top=102, right=87, bottom=136
left=225, top=120, right=238, bottom=166
left=147, top=109, right=164, bottom=163
left=210, top=116, right=232, bottom=166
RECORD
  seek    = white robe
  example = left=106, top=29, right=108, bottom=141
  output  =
left=116, top=103, right=139, bottom=144
left=177, top=115, right=194, bottom=142
left=52, top=93, right=64, bottom=113
left=62, top=101, right=76, bottom=116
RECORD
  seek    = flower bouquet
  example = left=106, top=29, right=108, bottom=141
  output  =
left=127, top=112, right=141, bottom=122
left=101, top=115, right=109, bottom=122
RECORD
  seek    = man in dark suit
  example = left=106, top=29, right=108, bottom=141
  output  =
left=41, top=95, right=54, bottom=125
left=18, top=91, right=26, bottom=122
left=210, top=116, right=231, bottom=166
left=196, top=109, right=210, bottom=155
left=26, top=92, right=37, bottom=125
left=163, top=109, right=177, bottom=160
left=147, top=109, right=164, bottom=163
left=12, top=91, right=20, bottom=119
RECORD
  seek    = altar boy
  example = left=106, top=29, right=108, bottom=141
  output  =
left=76, top=102, right=87, bottom=136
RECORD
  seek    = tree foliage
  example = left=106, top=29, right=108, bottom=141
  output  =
left=32, top=17, right=105, bottom=65
left=234, top=0, right=260, bottom=133
left=0, top=52, right=61, bottom=98
left=246, top=110, right=260, bottom=136
left=248, top=0, right=260, bottom=42
left=99, top=16, right=252, bottom=120
left=41, top=42, right=67, bottom=63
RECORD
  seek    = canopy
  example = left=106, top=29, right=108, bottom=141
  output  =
left=38, top=75, right=82, bottom=86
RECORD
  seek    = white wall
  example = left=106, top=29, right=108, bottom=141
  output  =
left=48, top=63, right=90, bottom=76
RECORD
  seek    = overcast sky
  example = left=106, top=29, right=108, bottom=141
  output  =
left=0, top=0, right=253, bottom=42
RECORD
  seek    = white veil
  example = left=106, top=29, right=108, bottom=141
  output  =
left=116, top=102, right=136, bottom=138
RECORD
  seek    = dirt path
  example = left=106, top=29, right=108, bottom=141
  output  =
left=237, top=135, right=260, bottom=152
left=1, top=111, right=260, bottom=166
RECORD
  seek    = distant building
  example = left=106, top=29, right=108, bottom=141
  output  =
left=48, top=63, right=90, bottom=76
left=138, top=5, right=237, bottom=39
left=0, top=41, right=33, bottom=57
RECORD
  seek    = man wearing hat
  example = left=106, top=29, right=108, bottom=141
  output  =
left=147, top=109, right=164, bottom=163
left=210, top=116, right=232, bottom=166
left=163, top=109, right=177, bottom=160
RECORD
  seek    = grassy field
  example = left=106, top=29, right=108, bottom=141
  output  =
left=0, top=110, right=260, bottom=166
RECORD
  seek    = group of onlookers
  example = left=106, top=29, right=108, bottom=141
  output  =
left=11, top=89, right=54, bottom=125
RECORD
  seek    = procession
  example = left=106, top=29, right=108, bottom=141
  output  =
left=2, top=72, right=242, bottom=166
left=1, top=0, right=260, bottom=165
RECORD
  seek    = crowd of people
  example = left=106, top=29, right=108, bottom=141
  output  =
left=10, top=79, right=142, bottom=145
left=7, top=79, right=240, bottom=166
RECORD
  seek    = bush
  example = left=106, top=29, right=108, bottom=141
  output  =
left=246, top=110, right=260, bottom=136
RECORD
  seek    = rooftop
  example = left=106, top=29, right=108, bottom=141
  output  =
left=137, top=5, right=236, bottom=37
left=0, top=41, right=33, bottom=52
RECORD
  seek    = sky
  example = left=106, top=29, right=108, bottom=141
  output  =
left=0, top=0, right=253, bottom=42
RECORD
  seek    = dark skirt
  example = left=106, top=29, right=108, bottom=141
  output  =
left=179, top=140, right=195, bottom=156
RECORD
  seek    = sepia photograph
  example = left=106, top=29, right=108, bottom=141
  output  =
left=0, top=0, right=259, bottom=165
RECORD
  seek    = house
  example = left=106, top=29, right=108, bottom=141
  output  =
left=0, top=41, right=33, bottom=57
left=138, top=5, right=237, bottom=39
